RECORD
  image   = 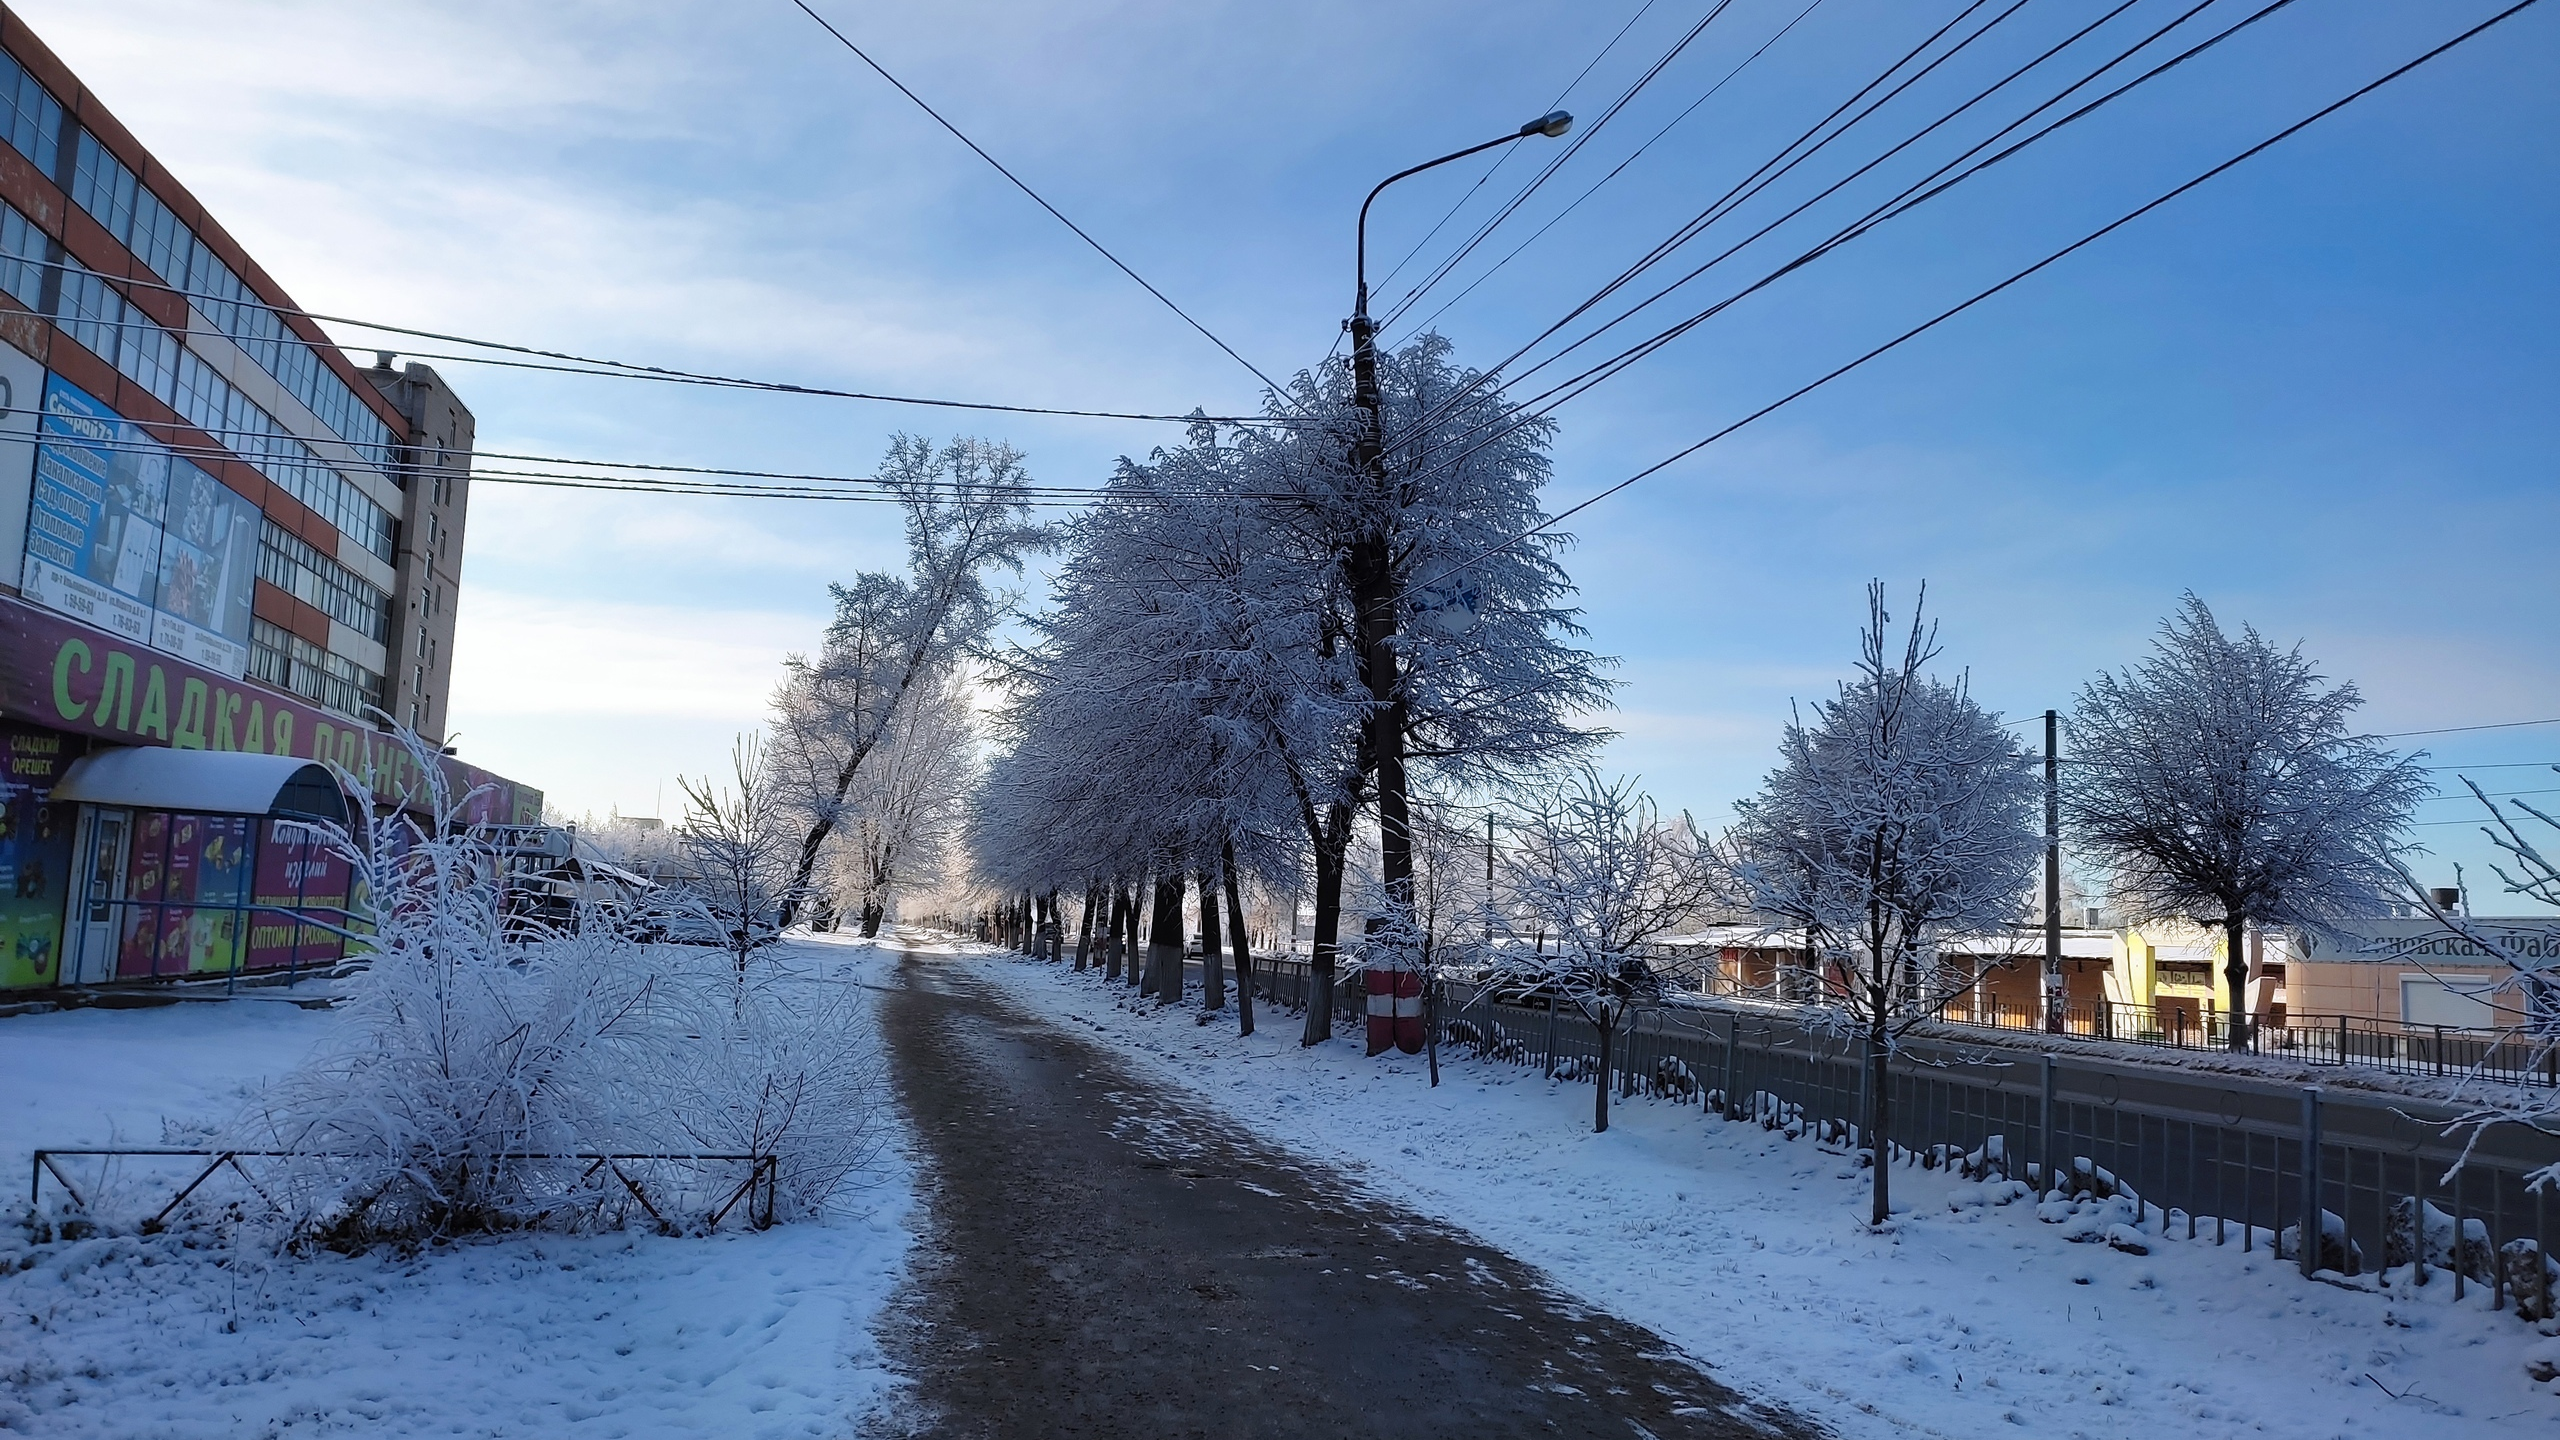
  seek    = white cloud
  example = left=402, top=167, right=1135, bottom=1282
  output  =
left=448, top=590, right=820, bottom=722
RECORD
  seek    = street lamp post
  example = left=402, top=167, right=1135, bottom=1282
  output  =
left=1344, top=110, right=1569, bottom=949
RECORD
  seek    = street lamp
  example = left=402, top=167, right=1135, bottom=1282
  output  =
left=1342, top=110, right=1570, bottom=979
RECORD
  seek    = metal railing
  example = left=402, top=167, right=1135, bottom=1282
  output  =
left=1212, top=955, right=2560, bottom=1315
left=29, top=1148, right=779, bottom=1233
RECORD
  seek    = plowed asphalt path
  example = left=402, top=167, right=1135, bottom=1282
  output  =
left=868, top=945, right=1823, bottom=1439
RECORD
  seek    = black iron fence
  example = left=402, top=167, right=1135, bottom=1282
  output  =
left=28, top=1148, right=779, bottom=1234
left=1228, top=955, right=2560, bottom=1317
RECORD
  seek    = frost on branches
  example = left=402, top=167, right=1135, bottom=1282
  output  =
left=231, top=730, right=885, bottom=1246
left=1723, top=585, right=2039, bottom=1227
left=2403, top=772, right=2560, bottom=1187
left=677, top=732, right=800, bottom=975
left=1479, top=768, right=1719, bottom=1131
left=2064, top=593, right=2428, bottom=1049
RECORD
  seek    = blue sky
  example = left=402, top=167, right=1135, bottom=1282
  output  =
left=21, top=0, right=2557, bottom=905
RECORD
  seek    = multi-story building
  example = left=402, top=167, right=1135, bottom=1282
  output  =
left=0, top=9, right=536, bottom=993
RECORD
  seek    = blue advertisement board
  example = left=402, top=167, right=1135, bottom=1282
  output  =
left=21, top=374, right=255, bottom=676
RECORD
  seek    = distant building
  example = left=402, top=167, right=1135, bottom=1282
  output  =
left=0, top=10, right=538, bottom=992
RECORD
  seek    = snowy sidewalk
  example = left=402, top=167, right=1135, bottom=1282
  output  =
left=0, top=936, right=914, bottom=1439
left=986, top=948, right=2560, bottom=1440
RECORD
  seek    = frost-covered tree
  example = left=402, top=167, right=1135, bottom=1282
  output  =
left=678, top=733, right=799, bottom=975
left=1724, top=586, right=2040, bottom=1226
left=2065, top=594, right=2428, bottom=1049
left=771, top=435, right=1047, bottom=925
left=830, top=665, right=977, bottom=937
left=1482, top=770, right=1719, bottom=1130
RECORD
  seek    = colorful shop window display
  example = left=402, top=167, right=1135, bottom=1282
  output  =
left=0, top=723, right=81, bottom=988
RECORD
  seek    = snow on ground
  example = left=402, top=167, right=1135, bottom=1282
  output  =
left=983, top=947, right=2560, bottom=1440
left=0, top=935, right=913, bottom=1439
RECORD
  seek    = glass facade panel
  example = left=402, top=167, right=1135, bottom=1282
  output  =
left=250, top=618, right=384, bottom=721
left=257, top=518, right=391, bottom=644
left=0, top=56, right=399, bottom=472
left=0, top=49, right=61, bottom=176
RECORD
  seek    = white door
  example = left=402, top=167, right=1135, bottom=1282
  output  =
left=67, top=807, right=130, bottom=986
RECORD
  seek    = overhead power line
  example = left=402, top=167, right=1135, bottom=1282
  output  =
left=1389, top=0, right=1832, bottom=343
left=1375, top=0, right=1745, bottom=332
left=1366, top=0, right=1665, bottom=304
left=21, top=255, right=1290, bottom=428
left=2380, top=718, right=2560, bottom=740
left=0, top=405, right=1307, bottom=507
left=1408, top=0, right=2546, bottom=597
left=1388, top=0, right=2298, bottom=496
left=787, top=0, right=1295, bottom=404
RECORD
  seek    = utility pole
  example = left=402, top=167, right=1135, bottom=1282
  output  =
left=1346, top=110, right=1572, bottom=963
left=2044, top=708, right=2064, bottom=1033
left=1484, top=812, right=1495, bottom=949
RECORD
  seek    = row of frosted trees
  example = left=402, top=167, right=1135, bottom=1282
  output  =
left=967, top=335, right=1611, bottom=1041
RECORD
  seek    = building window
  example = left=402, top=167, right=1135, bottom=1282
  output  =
left=257, top=521, right=393, bottom=644
left=0, top=202, right=44, bottom=310
left=0, top=50, right=63, bottom=177
left=57, top=114, right=399, bottom=470
left=250, top=619, right=384, bottom=721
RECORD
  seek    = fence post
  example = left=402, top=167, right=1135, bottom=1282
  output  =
left=2300, top=1086, right=2323, bottom=1279
left=2336, top=1015, right=2348, bottom=1067
left=2039, top=1054, right=2058, bottom=1196
left=2097, top=998, right=2111, bottom=1042
left=1724, top=1013, right=1740, bottom=1121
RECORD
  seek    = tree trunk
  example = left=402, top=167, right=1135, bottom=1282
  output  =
left=2224, top=914, right=2250, bottom=1052
left=1149, top=872, right=1188, bottom=1005
left=1074, top=881, right=1098, bottom=970
left=1593, top=1006, right=1613, bottom=1133
left=1198, top=868, right=1226, bottom=1010
left=1103, top=886, right=1126, bottom=980
left=1124, top=884, right=1145, bottom=989
left=1223, top=844, right=1254, bottom=1038
left=859, top=902, right=884, bottom=938
left=1301, top=811, right=1351, bottom=1045
left=1868, top=1018, right=1892, bottom=1227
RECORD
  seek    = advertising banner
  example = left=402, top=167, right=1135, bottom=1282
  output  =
left=249, top=818, right=347, bottom=970
left=21, top=374, right=255, bottom=678
left=0, top=721, right=77, bottom=988
left=0, top=594, right=543, bottom=826
left=151, top=461, right=258, bottom=676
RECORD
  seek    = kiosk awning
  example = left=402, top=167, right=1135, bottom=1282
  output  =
left=51, top=748, right=352, bottom=827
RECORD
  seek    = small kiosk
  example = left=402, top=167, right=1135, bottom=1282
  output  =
left=49, top=748, right=358, bottom=986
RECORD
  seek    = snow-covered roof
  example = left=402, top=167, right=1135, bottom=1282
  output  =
left=1654, top=925, right=2118, bottom=961
left=51, top=747, right=349, bottom=826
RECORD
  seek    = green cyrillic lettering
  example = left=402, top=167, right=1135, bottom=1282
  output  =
left=311, top=721, right=334, bottom=766
left=243, top=700, right=266, bottom=754
left=51, top=640, right=92, bottom=721
left=214, top=689, right=241, bottom=750
left=136, top=666, right=171, bottom=741
left=268, top=708, right=292, bottom=756
left=92, top=652, right=134, bottom=732
left=174, top=678, right=210, bottom=749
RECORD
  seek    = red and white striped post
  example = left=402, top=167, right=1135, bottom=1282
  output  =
left=1365, top=954, right=1426, bottom=1056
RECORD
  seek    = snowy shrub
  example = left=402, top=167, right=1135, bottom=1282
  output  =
left=229, top=732, right=884, bottom=1246
left=2276, top=1209, right=2365, bottom=1276
left=2385, top=1196, right=2495, bottom=1283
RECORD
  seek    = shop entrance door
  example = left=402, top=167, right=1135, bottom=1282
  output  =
left=67, top=806, right=131, bottom=986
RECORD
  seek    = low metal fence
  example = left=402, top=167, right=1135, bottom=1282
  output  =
left=1232, top=956, right=2560, bottom=1316
left=28, top=1148, right=779, bottom=1233
left=1922, top=993, right=2560, bottom=1087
